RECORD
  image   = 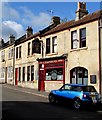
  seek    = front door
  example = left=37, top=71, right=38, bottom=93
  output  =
left=38, top=64, right=45, bottom=91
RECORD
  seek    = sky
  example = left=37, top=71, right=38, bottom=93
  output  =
left=1, top=1, right=102, bottom=42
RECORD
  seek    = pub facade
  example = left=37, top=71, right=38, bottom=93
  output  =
left=37, top=2, right=102, bottom=94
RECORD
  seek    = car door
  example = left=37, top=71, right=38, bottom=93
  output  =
left=55, top=84, right=71, bottom=101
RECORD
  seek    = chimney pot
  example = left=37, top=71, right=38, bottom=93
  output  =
left=9, top=35, right=15, bottom=44
left=52, top=16, right=60, bottom=25
left=76, top=2, right=88, bottom=20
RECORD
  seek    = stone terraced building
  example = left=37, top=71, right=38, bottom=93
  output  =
left=0, top=2, right=102, bottom=96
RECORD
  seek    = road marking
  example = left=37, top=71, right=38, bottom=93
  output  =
left=3, top=85, right=48, bottom=98
left=97, top=110, right=102, bottom=113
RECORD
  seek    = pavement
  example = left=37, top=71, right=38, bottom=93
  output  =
left=2, top=83, right=49, bottom=98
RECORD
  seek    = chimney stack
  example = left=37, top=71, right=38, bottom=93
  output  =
left=26, top=26, right=33, bottom=38
left=52, top=16, right=60, bottom=25
left=9, top=35, right=15, bottom=44
left=0, top=38, right=4, bottom=48
left=75, top=2, right=88, bottom=20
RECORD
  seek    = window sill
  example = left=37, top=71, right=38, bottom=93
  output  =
left=27, top=55, right=33, bottom=58
left=16, top=58, right=22, bottom=61
left=8, top=58, right=13, bottom=60
left=70, top=46, right=88, bottom=52
left=46, top=52, right=58, bottom=56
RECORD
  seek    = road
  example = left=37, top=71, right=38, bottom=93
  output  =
left=1, top=84, right=102, bottom=120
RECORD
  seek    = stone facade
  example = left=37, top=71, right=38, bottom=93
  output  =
left=0, top=2, right=102, bottom=96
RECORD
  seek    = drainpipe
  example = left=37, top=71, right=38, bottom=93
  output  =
left=98, top=17, right=102, bottom=95
left=13, top=42, right=15, bottom=85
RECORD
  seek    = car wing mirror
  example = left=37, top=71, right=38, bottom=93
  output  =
left=59, top=89, right=63, bottom=91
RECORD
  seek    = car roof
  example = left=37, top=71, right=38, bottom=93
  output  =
left=65, top=84, right=87, bottom=87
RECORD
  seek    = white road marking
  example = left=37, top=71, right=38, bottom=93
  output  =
left=3, top=85, right=48, bottom=98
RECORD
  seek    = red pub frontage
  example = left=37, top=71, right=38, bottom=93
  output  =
left=37, top=56, right=66, bottom=91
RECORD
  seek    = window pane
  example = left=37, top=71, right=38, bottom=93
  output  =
left=27, top=66, right=30, bottom=81
left=80, top=28, right=86, bottom=48
left=71, top=30, right=77, bottom=49
left=72, top=31, right=77, bottom=39
left=73, top=40, right=77, bottom=49
left=16, top=47, right=18, bottom=59
left=81, top=28, right=86, bottom=38
left=52, top=36, right=57, bottom=53
left=32, top=41, right=34, bottom=54
left=19, top=46, right=21, bottom=58
left=28, top=42, right=31, bottom=55
left=22, top=67, right=25, bottom=81
left=31, top=65, right=34, bottom=81
left=46, top=38, right=50, bottom=54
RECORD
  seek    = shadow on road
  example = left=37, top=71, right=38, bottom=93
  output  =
left=2, top=101, right=102, bottom=120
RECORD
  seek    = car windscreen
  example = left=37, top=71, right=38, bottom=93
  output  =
left=81, top=86, right=97, bottom=92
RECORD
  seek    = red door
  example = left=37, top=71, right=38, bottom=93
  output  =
left=15, top=68, right=18, bottom=85
left=38, top=64, right=45, bottom=91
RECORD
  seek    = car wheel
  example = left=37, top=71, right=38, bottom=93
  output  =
left=73, top=98, right=81, bottom=110
left=49, top=94, right=55, bottom=103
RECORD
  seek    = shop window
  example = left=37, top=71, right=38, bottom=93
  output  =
left=80, top=28, right=86, bottom=48
left=46, top=68, right=63, bottom=81
left=31, top=65, right=34, bottom=81
left=46, top=38, right=50, bottom=54
left=70, top=67, right=88, bottom=85
left=71, top=30, right=78, bottom=49
left=22, top=67, right=25, bottom=81
left=52, top=36, right=57, bottom=53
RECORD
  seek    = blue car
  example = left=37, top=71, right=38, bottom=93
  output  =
left=48, top=84, right=101, bottom=109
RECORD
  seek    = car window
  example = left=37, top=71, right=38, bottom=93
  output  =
left=61, top=84, right=71, bottom=90
left=81, top=86, right=96, bottom=92
left=70, top=86, right=82, bottom=92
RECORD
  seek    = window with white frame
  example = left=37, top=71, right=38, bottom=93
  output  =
left=31, top=65, right=34, bottom=81
left=19, top=46, right=22, bottom=58
left=1, top=51, right=5, bottom=62
left=46, top=38, right=50, bottom=54
left=28, top=42, right=31, bottom=56
left=1, top=67, right=5, bottom=79
left=27, top=66, right=30, bottom=81
left=52, top=36, right=57, bottom=53
left=71, top=30, right=78, bottom=49
left=8, top=66, right=13, bottom=79
left=80, top=28, right=86, bottom=48
left=16, top=46, right=22, bottom=59
left=16, top=47, right=18, bottom=59
left=8, top=48, right=13, bottom=59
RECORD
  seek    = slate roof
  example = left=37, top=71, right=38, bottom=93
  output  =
left=41, top=10, right=102, bottom=37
